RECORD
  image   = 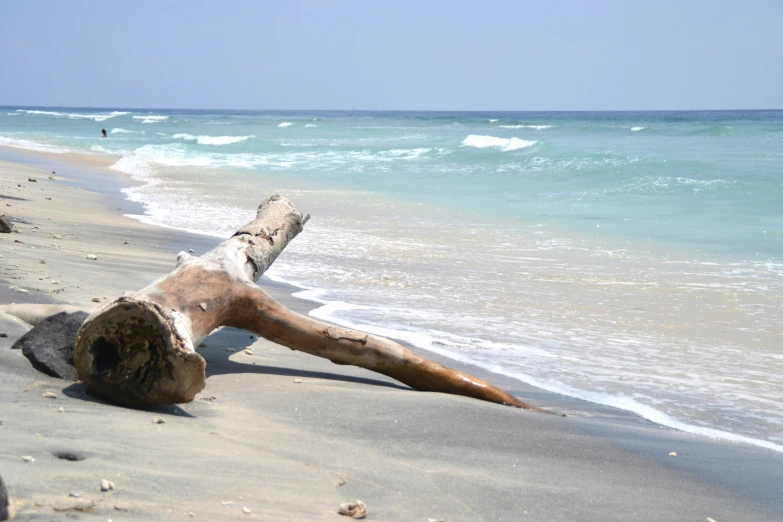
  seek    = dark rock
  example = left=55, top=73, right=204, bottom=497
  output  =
left=11, top=311, right=88, bottom=380
left=0, top=216, right=12, bottom=233
left=0, top=474, right=8, bottom=521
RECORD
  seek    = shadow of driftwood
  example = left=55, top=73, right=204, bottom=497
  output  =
left=62, top=382, right=196, bottom=418
left=202, top=327, right=409, bottom=391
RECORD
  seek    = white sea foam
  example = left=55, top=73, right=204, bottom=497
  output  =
left=0, top=135, right=73, bottom=154
left=488, top=119, right=499, bottom=123
left=461, top=134, right=537, bottom=152
left=15, top=109, right=128, bottom=122
left=172, top=133, right=253, bottom=146
left=132, top=115, right=169, bottom=124
left=631, top=126, right=646, bottom=131
left=275, top=278, right=783, bottom=455
left=278, top=122, right=294, bottom=127
left=499, top=125, right=553, bottom=130
left=305, top=124, right=318, bottom=128
left=110, top=128, right=138, bottom=134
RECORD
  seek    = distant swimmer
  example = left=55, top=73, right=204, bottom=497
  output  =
left=101, top=129, right=107, bottom=138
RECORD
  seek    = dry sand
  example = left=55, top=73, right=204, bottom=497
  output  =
left=1, top=150, right=782, bottom=521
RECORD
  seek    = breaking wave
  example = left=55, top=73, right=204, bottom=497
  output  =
left=631, top=127, right=646, bottom=132
left=172, top=133, right=253, bottom=146
left=278, top=122, right=294, bottom=128
left=499, top=125, right=553, bottom=130
left=132, top=115, right=169, bottom=124
left=460, top=134, right=537, bottom=152
left=15, top=109, right=128, bottom=122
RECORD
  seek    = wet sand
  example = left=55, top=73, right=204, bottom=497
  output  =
left=0, top=151, right=781, bottom=521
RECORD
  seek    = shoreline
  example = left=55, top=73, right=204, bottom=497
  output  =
left=1, top=150, right=782, bottom=519
left=6, top=144, right=782, bottom=454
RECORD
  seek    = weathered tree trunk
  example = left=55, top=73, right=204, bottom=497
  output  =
left=74, top=196, right=546, bottom=412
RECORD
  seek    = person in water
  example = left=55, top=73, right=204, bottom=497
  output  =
left=101, top=129, right=107, bottom=138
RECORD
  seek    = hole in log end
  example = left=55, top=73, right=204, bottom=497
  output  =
left=75, top=299, right=206, bottom=408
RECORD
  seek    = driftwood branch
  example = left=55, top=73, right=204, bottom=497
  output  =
left=74, top=196, right=546, bottom=412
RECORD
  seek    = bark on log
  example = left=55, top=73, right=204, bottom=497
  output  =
left=74, top=195, right=547, bottom=412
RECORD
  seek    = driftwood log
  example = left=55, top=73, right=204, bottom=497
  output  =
left=73, top=196, right=546, bottom=412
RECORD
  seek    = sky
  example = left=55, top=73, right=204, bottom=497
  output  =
left=1, top=0, right=781, bottom=111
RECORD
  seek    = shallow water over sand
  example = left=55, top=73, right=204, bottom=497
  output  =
left=1, top=108, right=781, bottom=450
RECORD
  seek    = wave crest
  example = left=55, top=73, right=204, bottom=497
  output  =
left=172, top=133, right=253, bottom=146
left=460, top=134, right=537, bottom=152
left=15, top=109, right=128, bottom=122
left=499, top=124, right=553, bottom=130
left=278, top=122, right=294, bottom=127
left=132, top=115, right=169, bottom=124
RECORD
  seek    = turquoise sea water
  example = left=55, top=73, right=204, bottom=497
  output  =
left=1, top=107, right=781, bottom=451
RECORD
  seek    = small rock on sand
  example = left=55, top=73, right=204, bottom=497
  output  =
left=86, top=254, right=97, bottom=260
left=199, top=302, right=207, bottom=311
left=152, top=416, right=165, bottom=424
left=42, top=392, right=57, bottom=399
left=244, top=348, right=253, bottom=355
left=0, top=216, right=13, bottom=233
left=338, top=500, right=367, bottom=519
left=242, top=507, right=252, bottom=514
left=0, top=474, right=9, bottom=522
left=101, top=479, right=116, bottom=491
left=114, top=502, right=132, bottom=512
left=21, top=456, right=34, bottom=462
left=57, top=407, right=64, bottom=413
left=669, top=452, right=677, bottom=458
left=92, top=298, right=100, bottom=303
left=28, top=178, right=37, bottom=183
left=294, top=378, right=302, bottom=383
left=706, top=517, right=717, bottom=522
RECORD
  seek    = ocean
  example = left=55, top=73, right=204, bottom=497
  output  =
left=1, top=107, right=781, bottom=452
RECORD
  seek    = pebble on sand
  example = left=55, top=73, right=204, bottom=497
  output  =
left=86, top=254, right=98, bottom=260
left=101, top=479, right=116, bottom=491
left=669, top=452, right=677, bottom=458
left=294, top=378, right=302, bottom=383
left=92, top=298, right=100, bottom=302
left=57, top=407, right=64, bottom=412
left=152, top=416, right=165, bottom=424
left=42, top=392, right=57, bottom=399
left=338, top=500, right=367, bottom=519
left=242, top=507, right=252, bottom=514
left=244, top=348, right=253, bottom=355
left=21, top=456, right=34, bottom=462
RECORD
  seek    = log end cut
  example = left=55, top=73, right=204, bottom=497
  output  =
left=74, top=296, right=206, bottom=408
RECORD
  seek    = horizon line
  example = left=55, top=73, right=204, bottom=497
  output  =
left=2, top=104, right=782, bottom=113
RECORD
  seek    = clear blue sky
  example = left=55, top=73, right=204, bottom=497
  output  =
left=1, top=0, right=781, bottom=111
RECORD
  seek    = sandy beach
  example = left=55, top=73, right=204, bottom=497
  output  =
left=1, top=150, right=782, bottom=521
